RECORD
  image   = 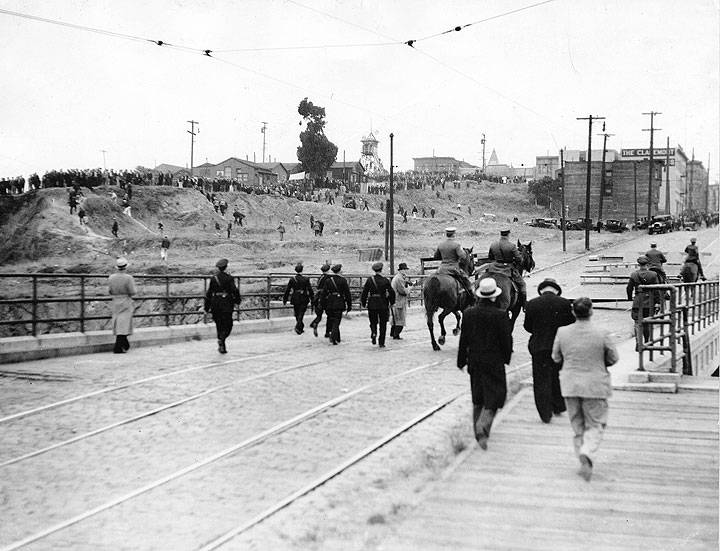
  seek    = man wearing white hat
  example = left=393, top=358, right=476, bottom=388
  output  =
left=457, top=278, right=514, bottom=450
left=432, top=227, right=475, bottom=297
left=108, top=257, right=136, bottom=354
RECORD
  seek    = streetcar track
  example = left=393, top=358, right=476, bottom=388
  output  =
left=1, top=358, right=455, bottom=551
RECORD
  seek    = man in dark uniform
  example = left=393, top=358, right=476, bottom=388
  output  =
left=488, top=228, right=527, bottom=306
left=457, top=278, right=513, bottom=450
left=433, top=227, right=475, bottom=297
left=309, top=263, right=331, bottom=337
left=360, top=262, right=396, bottom=348
left=283, top=263, right=314, bottom=335
left=111, top=217, right=118, bottom=237
left=523, top=278, right=575, bottom=423
left=684, top=237, right=706, bottom=280
left=626, top=255, right=659, bottom=348
left=320, top=264, right=352, bottom=345
left=204, top=258, right=242, bottom=354
left=645, top=243, right=667, bottom=283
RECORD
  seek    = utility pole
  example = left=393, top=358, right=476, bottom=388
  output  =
left=664, top=137, right=671, bottom=214
left=706, top=154, right=710, bottom=214
left=187, top=120, right=198, bottom=178
left=481, top=133, right=486, bottom=172
left=642, top=111, right=661, bottom=221
left=260, top=122, right=268, bottom=163
left=633, top=161, right=638, bottom=227
left=560, top=148, right=566, bottom=252
left=389, top=133, right=395, bottom=275
left=597, top=124, right=614, bottom=222
left=688, top=148, right=695, bottom=212
left=577, top=114, right=604, bottom=250
left=100, top=149, right=108, bottom=185
left=343, top=150, right=346, bottom=187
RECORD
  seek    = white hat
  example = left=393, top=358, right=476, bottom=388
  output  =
left=476, top=278, right=502, bottom=298
left=116, top=257, right=128, bottom=268
left=445, top=227, right=457, bottom=234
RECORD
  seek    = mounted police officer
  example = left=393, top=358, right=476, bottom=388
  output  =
left=626, top=255, right=659, bottom=349
left=684, top=237, right=706, bottom=280
left=361, top=262, right=396, bottom=348
left=433, top=227, right=475, bottom=298
left=204, top=258, right=242, bottom=354
left=644, top=243, right=667, bottom=283
left=283, top=263, right=314, bottom=335
left=488, top=229, right=527, bottom=306
left=309, top=263, right=331, bottom=337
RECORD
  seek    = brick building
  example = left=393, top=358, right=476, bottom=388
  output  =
left=686, top=159, right=708, bottom=212
left=563, top=159, right=663, bottom=223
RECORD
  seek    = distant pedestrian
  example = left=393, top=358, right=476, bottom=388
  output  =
left=108, top=257, right=136, bottom=354
left=320, top=264, right=352, bottom=345
left=160, top=235, right=170, bottom=262
left=69, top=194, right=77, bottom=214
left=283, top=263, right=314, bottom=335
left=457, top=279, right=513, bottom=449
left=402, top=210, right=408, bottom=223
left=523, top=278, right=575, bottom=423
left=111, top=218, right=118, bottom=237
left=214, top=221, right=222, bottom=236
left=293, top=213, right=301, bottom=231
left=277, top=221, right=286, bottom=240
left=78, top=208, right=86, bottom=226
left=390, top=262, right=411, bottom=339
left=309, top=214, right=315, bottom=230
left=126, top=183, right=132, bottom=201
left=204, top=258, right=241, bottom=354
left=360, top=262, right=395, bottom=348
left=157, top=222, right=164, bottom=233
left=309, top=263, right=331, bottom=337
left=552, top=297, right=618, bottom=481
left=226, top=222, right=232, bottom=238
left=430, top=207, right=436, bottom=218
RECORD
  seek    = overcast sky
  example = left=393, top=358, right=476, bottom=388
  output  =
left=1, top=0, right=718, bottom=180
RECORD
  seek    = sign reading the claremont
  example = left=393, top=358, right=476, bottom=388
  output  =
left=621, top=148, right=676, bottom=158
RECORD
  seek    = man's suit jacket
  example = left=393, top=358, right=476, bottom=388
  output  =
left=457, top=301, right=513, bottom=368
left=523, top=292, right=575, bottom=355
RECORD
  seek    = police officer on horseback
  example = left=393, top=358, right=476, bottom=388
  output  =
left=433, top=227, right=475, bottom=298
left=488, top=229, right=527, bottom=306
left=645, top=243, right=667, bottom=283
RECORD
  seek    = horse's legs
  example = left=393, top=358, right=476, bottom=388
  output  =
left=452, top=311, right=461, bottom=336
left=438, top=309, right=449, bottom=345
left=426, top=310, right=440, bottom=351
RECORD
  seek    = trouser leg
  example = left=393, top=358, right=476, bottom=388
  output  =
left=579, top=398, right=608, bottom=464
left=479, top=408, right=497, bottom=437
left=565, top=397, right=584, bottom=457
left=550, top=363, right=566, bottom=414
left=113, top=336, right=124, bottom=353
left=293, top=304, right=306, bottom=333
left=368, top=310, right=379, bottom=343
left=378, top=310, right=389, bottom=346
left=531, top=352, right=553, bottom=423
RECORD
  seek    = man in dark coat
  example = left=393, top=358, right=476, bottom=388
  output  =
left=111, top=218, right=118, bottom=237
left=283, top=263, right=314, bottom=335
left=457, top=278, right=513, bottom=450
left=204, top=258, right=241, bottom=354
left=320, top=264, right=352, bottom=345
left=488, top=229, right=526, bottom=306
left=360, top=262, right=395, bottom=348
left=309, top=263, right=331, bottom=337
left=523, top=278, right=575, bottom=423
left=627, top=255, right=660, bottom=348
left=644, top=243, right=667, bottom=283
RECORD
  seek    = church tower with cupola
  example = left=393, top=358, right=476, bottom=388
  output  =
left=359, top=132, right=388, bottom=178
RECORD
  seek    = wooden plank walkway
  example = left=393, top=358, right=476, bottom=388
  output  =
left=381, top=388, right=718, bottom=551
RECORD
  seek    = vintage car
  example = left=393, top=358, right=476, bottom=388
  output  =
left=566, top=218, right=594, bottom=231
left=604, top=219, right=628, bottom=233
left=526, top=218, right=558, bottom=229
left=648, top=214, right=674, bottom=234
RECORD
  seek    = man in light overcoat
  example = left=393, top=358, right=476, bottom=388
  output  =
left=108, top=257, right=136, bottom=354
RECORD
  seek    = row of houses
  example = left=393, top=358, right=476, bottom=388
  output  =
left=154, top=157, right=366, bottom=186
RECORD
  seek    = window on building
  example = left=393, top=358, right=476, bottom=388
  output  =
left=236, top=172, right=248, bottom=182
left=603, top=171, right=613, bottom=197
left=578, top=204, right=584, bottom=213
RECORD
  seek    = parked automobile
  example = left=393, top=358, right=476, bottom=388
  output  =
left=634, top=217, right=650, bottom=230
left=604, top=219, right=629, bottom=233
left=648, top=214, right=674, bottom=234
left=527, top=218, right=558, bottom=229
left=566, top=218, right=594, bottom=231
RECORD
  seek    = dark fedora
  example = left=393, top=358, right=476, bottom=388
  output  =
left=537, top=278, right=562, bottom=295
left=398, top=262, right=409, bottom=271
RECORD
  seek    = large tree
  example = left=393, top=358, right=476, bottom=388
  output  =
left=296, top=98, right=338, bottom=179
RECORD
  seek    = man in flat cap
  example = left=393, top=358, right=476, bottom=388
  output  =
left=204, top=258, right=242, bottom=354
left=361, top=262, right=396, bottom=348
left=488, top=228, right=527, bottom=307
left=320, top=264, right=352, bottom=345
left=432, top=227, right=475, bottom=298
left=627, top=255, right=660, bottom=349
left=108, top=257, right=136, bottom=354
left=523, top=278, right=575, bottom=423
left=283, top=263, right=314, bottom=335
left=309, top=263, right=331, bottom=337
left=684, top=237, right=706, bottom=280
left=644, top=242, right=667, bottom=283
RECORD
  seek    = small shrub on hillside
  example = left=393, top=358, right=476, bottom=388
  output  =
left=145, top=264, right=169, bottom=274
left=37, top=265, right=60, bottom=273
left=64, top=263, right=94, bottom=274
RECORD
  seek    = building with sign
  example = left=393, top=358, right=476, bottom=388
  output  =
left=562, top=159, right=663, bottom=223
left=620, top=146, right=689, bottom=215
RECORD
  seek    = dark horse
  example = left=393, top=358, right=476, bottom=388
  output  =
left=423, top=248, right=476, bottom=351
left=476, top=241, right=535, bottom=330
